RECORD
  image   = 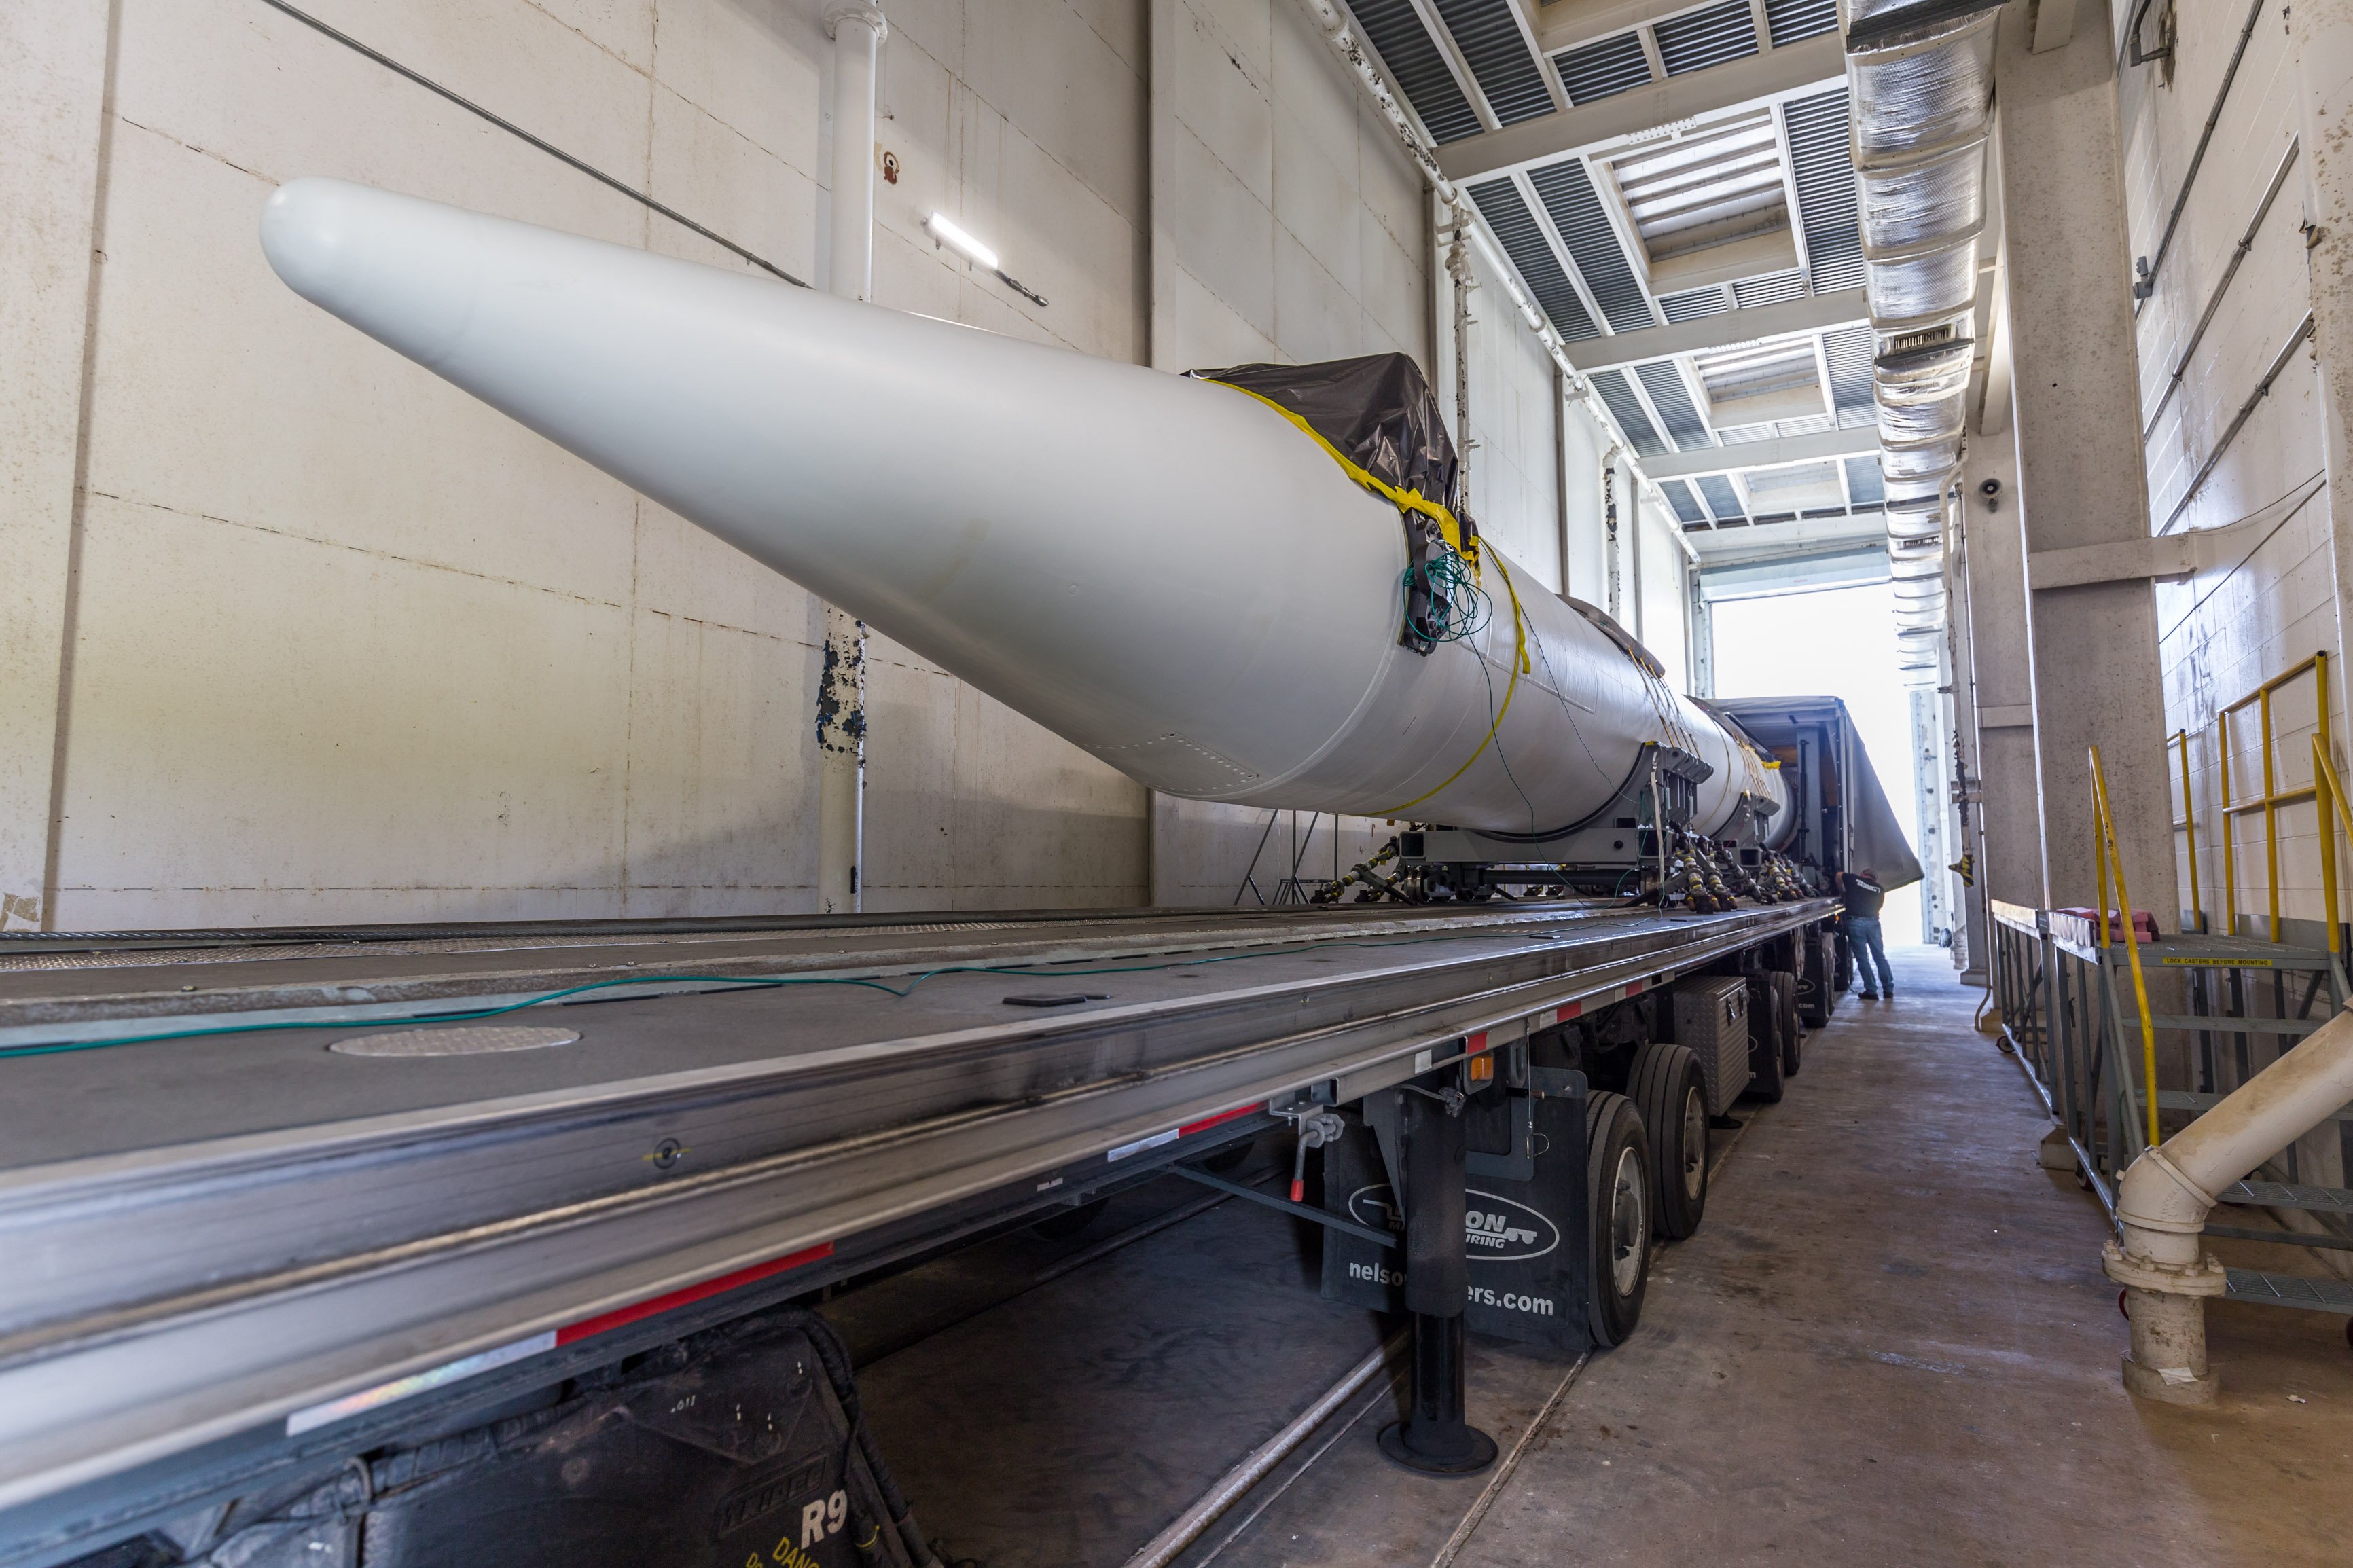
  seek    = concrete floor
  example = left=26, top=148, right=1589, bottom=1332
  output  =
left=846, top=945, right=2353, bottom=1566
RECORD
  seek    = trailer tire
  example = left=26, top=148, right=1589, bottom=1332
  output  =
left=1745, top=977, right=1786, bottom=1104
left=1585, top=1091, right=1651, bottom=1347
left=1773, top=971, right=1802, bottom=1078
left=1797, top=930, right=1833, bottom=1027
left=1628, top=1042, right=1708, bottom=1239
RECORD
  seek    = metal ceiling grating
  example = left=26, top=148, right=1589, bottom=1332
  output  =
left=1820, top=324, right=1876, bottom=426
left=1652, top=0, right=1759, bottom=75
left=1844, top=455, right=1886, bottom=504
left=1527, top=160, right=1657, bottom=333
left=1468, top=178, right=1601, bottom=340
left=1659, top=287, right=1731, bottom=321
left=1764, top=0, right=1841, bottom=45
left=1431, top=0, right=1557, bottom=126
left=1635, top=361, right=1712, bottom=450
left=1729, top=270, right=1808, bottom=306
left=1553, top=32, right=1654, bottom=103
left=1745, top=461, right=1846, bottom=511
left=1346, top=0, right=1488, bottom=143
left=1606, top=112, right=1789, bottom=265
left=1692, top=336, right=1823, bottom=427
left=1592, top=368, right=1669, bottom=456
left=1783, top=88, right=1865, bottom=291
left=1717, top=423, right=1778, bottom=443
left=1666, top=479, right=1712, bottom=524
left=1696, top=473, right=1747, bottom=519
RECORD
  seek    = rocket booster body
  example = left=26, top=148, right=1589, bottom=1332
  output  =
left=260, top=179, right=1786, bottom=844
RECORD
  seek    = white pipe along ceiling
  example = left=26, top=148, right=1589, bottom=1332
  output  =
left=257, top=179, right=1789, bottom=845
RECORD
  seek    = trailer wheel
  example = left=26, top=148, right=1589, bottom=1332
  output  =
left=1628, top=1042, right=1708, bottom=1239
left=1585, top=1092, right=1651, bottom=1346
left=1772, top=971, right=1802, bottom=1078
left=1797, top=930, right=1833, bottom=1028
left=1746, top=978, right=1786, bottom=1104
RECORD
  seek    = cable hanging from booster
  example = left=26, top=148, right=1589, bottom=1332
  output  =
left=1401, top=528, right=1490, bottom=648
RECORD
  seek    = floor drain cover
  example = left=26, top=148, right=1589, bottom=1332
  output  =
left=329, top=1024, right=580, bottom=1058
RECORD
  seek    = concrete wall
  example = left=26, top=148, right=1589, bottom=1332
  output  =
left=3, top=0, right=1676, bottom=928
left=1560, top=392, right=1611, bottom=604
left=1630, top=487, right=1691, bottom=691
left=1145, top=0, right=1431, bottom=903
left=2116, top=0, right=2346, bottom=935
left=1458, top=240, right=1566, bottom=592
left=0, top=0, right=1164, bottom=928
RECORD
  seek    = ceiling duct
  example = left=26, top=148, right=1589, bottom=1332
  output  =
left=1840, top=0, right=1999, bottom=682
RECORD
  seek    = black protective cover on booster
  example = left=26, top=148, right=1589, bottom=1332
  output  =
left=1188, top=353, right=1465, bottom=522
left=1321, top=1074, right=1592, bottom=1355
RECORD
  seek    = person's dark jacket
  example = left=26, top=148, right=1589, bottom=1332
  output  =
left=1841, top=875, right=1885, bottom=922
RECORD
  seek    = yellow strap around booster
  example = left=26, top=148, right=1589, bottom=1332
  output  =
left=1373, top=555, right=1531, bottom=818
left=1210, top=381, right=1472, bottom=558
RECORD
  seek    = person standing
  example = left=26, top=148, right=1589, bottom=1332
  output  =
left=1839, top=869, right=1894, bottom=1000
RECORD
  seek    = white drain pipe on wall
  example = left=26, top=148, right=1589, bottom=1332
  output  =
left=817, top=3, right=886, bottom=915
left=2104, top=1007, right=2353, bottom=1403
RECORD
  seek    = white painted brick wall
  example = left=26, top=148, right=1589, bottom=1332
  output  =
left=2121, top=0, right=2346, bottom=930
left=14, top=0, right=1161, bottom=926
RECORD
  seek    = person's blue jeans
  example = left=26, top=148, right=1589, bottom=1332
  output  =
left=1848, top=916, right=1894, bottom=997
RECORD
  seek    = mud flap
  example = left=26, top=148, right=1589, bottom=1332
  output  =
left=1321, top=1070, right=1592, bottom=1355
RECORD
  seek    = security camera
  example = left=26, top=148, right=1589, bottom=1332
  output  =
left=1979, top=477, right=2001, bottom=496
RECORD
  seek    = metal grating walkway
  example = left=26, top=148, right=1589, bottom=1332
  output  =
left=2225, top=1267, right=2353, bottom=1315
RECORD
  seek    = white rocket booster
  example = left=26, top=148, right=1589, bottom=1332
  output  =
left=259, top=179, right=1787, bottom=843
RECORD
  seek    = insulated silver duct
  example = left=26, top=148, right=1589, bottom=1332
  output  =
left=1841, top=0, right=2000, bottom=685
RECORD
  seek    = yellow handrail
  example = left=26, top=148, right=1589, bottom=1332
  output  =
left=2315, top=733, right=2350, bottom=956
left=2091, top=744, right=2161, bottom=1150
left=2215, top=650, right=2331, bottom=942
left=2170, top=729, right=2202, bottom=932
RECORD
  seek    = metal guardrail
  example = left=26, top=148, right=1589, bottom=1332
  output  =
left=2175, top=650, right=2337, bottom=947
left=1991, top=900, right=2349, bottom=1211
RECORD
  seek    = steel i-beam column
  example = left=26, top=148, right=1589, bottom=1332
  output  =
left=1993, top=1, right=2179, bottom=922
left=1378, top=1084, right=1498, bottom=1476
left=817, top=2, right=886, bottom=916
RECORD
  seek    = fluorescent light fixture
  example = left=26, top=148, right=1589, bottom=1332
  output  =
left=925, top=212, right=998, bottom=271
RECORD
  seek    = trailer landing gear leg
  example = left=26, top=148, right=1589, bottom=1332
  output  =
left=1378, top=1085, right=1498, bottom=1476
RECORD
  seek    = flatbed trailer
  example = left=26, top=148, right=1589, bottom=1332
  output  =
left=0, top=896, right=1834, bottom=1566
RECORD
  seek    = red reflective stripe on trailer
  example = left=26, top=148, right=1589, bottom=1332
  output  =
left=1560, top=1000, right=1583, bottom=1019
left=554, top=1241, right=835, bottom=1346
left=1625, top=979, right=1645, bottom=996
left=1179, top=1104, right=1262, bottom=1137
left=1467, top=1031, right=1490, bottom=1053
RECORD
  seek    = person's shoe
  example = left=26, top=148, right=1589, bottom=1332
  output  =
left=1858, top=991, right=1880, bottom=1000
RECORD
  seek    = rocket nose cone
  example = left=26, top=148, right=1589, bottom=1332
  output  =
left=262, top=177, right=476, bottom=368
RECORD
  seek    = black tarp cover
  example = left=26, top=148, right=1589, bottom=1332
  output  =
left=1189, top=354, right=1472, bottom=550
